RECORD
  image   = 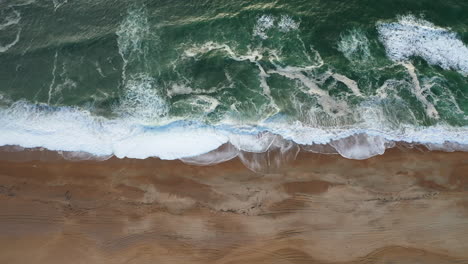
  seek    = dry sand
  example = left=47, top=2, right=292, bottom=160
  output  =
left=0, top=148, right=467, bottom=264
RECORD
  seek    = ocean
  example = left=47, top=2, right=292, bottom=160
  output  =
left=0, top=0, right=467, bottom=164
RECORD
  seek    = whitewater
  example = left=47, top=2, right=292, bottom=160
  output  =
left=0, top=4, right=467, bottom=165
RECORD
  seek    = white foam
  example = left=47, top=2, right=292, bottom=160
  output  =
left=116, top=7, right=149, bottom=56
left=0, top=102, right=113, bottom=156
left=337, top=28, right=372, bottom=63
left=0, top=101, right=227, bottom=160
left=0, top=101, right=467, bottom=162
left=117, top=74, right=168, bottom=123
left=112, top=126, right=228, bottom=160
left=115, top=6, right=168, bottom=123
left=253, top=15, right=275, bottom=39
left=167, top=83, right=220, bottom=98
left=277, top=15, right=300, bottom=32
left=253, top=15, right=300, bottom=39
left=167, top=83, right=193, bottom=97
left=116, top=5, right=151, bottom=81
left=377, top=15, right=468, bottom=74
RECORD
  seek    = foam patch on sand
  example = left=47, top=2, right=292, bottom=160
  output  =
left=377, top=15, right=468, bottom=74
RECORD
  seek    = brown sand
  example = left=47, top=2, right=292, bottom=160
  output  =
left=0, top=148, right=467, bottom=264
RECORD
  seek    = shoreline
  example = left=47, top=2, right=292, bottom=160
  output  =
left=0, top=141, right=465, bottom=172
left=0, top=148, right=467, bottom=263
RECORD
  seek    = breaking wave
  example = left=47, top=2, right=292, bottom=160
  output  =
left=377, top=15, right=468, bottom=74
left=0, top=100, right=466, bottom=172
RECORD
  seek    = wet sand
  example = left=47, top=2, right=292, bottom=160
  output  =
left=0, top=148, right=467, bottom=264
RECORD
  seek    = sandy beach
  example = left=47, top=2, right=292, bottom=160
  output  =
left=1, top=0, right=468, bottom=262
left=0, top=148, right=467, bottom=264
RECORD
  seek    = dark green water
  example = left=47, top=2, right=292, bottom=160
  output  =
left=0, top=0, right=467, bottom=161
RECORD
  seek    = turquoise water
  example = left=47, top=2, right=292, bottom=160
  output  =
left=0, top=0, right=467, bottom=161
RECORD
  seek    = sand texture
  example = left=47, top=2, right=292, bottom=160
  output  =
left=0, top=149, right=467, bottom=264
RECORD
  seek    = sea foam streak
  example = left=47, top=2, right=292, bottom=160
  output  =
left=0, top=8, right=22, bottom=53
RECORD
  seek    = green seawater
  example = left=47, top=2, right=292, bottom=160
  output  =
left=0, top=0, right=467, bottom=159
